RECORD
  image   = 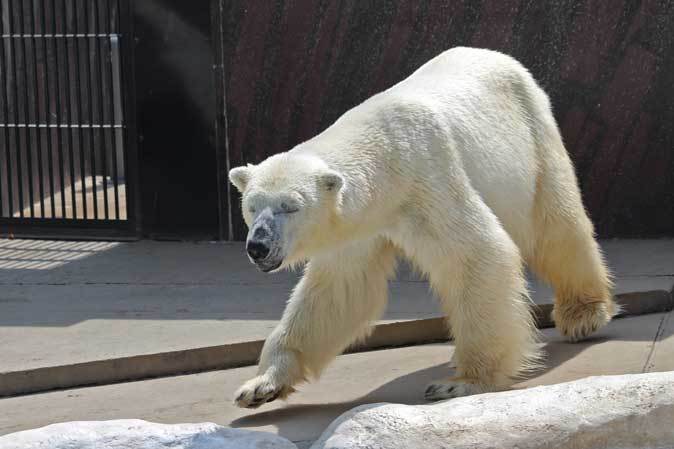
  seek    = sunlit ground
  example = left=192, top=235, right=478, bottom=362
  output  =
left=0, top=239, right=120, bottom=270
left=9, top=176, right=128, bottom=220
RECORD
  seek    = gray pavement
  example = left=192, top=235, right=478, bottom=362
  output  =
left=1, top=311, right=672, bottom=447
left=0, top=240, right=674, bottom=362
left=0, top=238, right=673, bottom=395
left=0, top=239, right=441, bottom=377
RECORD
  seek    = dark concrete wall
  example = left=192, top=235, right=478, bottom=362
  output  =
left=219, top=0, right=674, bottom=240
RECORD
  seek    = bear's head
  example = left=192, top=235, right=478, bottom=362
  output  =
left=229, top=153, right=344, bottom=272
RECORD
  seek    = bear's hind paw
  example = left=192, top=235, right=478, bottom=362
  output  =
left=552, top=298, right=616, bottom=342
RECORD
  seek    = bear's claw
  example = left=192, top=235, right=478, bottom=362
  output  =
left=233, top=375, right=295, bottom=408
left=424, top=384, right=455, bottom=401
left=424, top=378, right=489, bottom=402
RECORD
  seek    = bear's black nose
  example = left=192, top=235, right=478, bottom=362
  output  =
left=247, top=241, right=270, bottom=261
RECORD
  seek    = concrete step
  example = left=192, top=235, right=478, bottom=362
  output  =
left=1, top=312, right=672, bottom=448
left=1, top=290, right=672, bottom=398
left=1, top=238, right=673, bottom=396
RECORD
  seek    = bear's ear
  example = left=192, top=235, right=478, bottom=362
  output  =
left=229, top=165, right=254, bottom=192
left=319, top=169, right=344, bottom=193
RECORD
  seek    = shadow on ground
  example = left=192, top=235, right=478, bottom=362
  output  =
left=230, top=316, right=673, bottom=443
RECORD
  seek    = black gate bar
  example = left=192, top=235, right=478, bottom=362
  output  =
left=0, top=0, right=137, bottom=239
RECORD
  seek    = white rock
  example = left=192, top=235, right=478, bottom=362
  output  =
left=0, top=419, right=297, bottom=449
left=312, top=372, right=674, bottom=449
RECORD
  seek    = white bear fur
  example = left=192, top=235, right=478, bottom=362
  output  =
left=230, top=47, right=615, bottom=408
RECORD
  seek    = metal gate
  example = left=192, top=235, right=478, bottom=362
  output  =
left=0, top=0, right=137, bottom=239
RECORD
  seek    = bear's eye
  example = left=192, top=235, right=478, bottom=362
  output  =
left=248, top=207, right=256, bottom=215
left=280, top=202, right=299, bottom=214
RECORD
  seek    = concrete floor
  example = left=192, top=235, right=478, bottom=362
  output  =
left=1, top=312, right=672, bottom=447
left=1, top=238, right=673, bottom=377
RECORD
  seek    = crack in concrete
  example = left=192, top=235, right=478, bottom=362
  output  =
left=642, top=310, right=672, bottom=373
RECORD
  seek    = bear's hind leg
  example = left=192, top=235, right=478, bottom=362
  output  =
left=530, top=138, right=616, bottom=342
left=531, top=204, right=616, bottom=341
left=394, top=196, right=540, bottom=401
left=234, top=237, right=397, bottom=408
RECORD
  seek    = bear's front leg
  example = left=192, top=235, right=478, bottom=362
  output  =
left=233, top=327, right=301, bottom=408
left=234, top=238, right=397, bottom=408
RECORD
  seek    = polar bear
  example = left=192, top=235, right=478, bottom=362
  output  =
left=229, top=47, right=615, bottom=408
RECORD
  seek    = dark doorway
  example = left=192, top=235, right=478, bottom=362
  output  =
left=132, top=0, right=223, bottom=240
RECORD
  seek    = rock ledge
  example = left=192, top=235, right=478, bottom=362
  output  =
left=312, top=372, right=674, bottom=449
left=0, top=419, right=297, bottom=449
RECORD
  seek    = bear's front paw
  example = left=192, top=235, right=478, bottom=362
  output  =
left=233, top=374, right=296, bottom=409
left=424, top=377, right=492, bottom=401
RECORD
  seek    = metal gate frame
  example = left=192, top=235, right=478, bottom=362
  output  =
left=0, top=0, right=139, bottom=240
